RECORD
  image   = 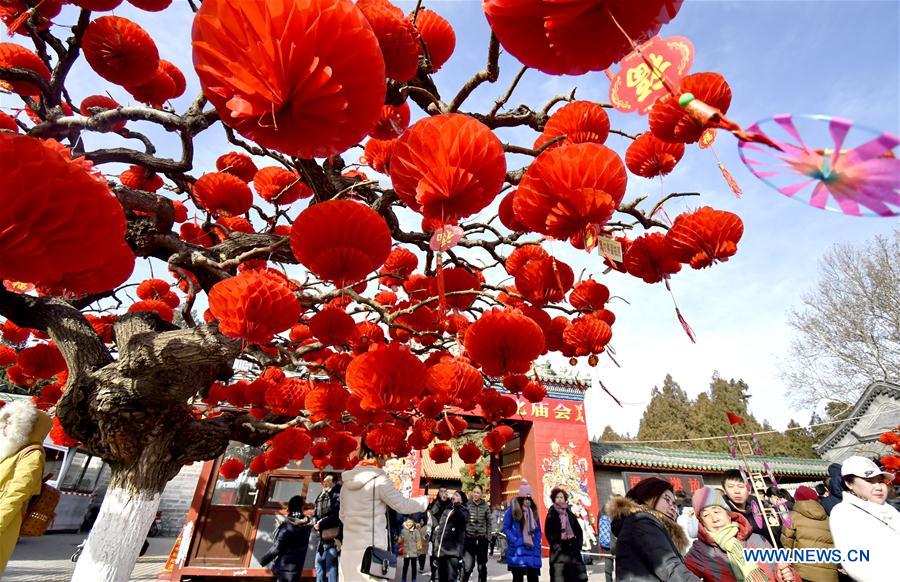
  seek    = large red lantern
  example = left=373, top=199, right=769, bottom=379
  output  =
left=208, top=269, right=301, bottom=344
left=81, top=16, right=159, bottom=86
left=562, top=315, right=613, bottom=356
left=193, top=172, right=253, bottom=216
left=458, top=442, right=482, bottom=465
left=0, top=134, right=135, bottom=295
left=0, top=43, right=51, bottom=96
left=410, top=8, right=455, bottom=71
left=345, top=342, right=427, bottom=411
left=483, top=0, right=683, bottom=76
left=390, top=114, right=506, bottom=223
left=569, top=279, right=610, bottom=312
left=362, top=138, right=397, bottom=174
left=625, top=132, right=686, bottom=178
left=534, top=101, right=610, bottom=150
left=426, top=357, right=483, bottom=408
left=379, top=247, right=418, bottom=288
left=514, top=256, right=575, bottom=306
left=650, top=72, right=732, bottom=144
left=665, top=207, right=744, bottom=269
left=305, top=382, right=349, bottom=422
left=464, top=309, right=545, bottom=377
left=291, top=200, right=392, bottom=288
left=192, top=0, right=386, bottom=158
left=505, top=245, right=548, bottom=278
left=309, top=308, right=358, bottom=347
left=357, top=0, right=420, bottom=82
left=514, top=143, right=627, bottom=240
left=439, top=268, right=482, bottom=310
left=365, top=424, right=408, bottom=456
left=253, top=167, right=311, bottom=205
left=428, top=442, right=453, bottom=464
left=624, top=232, right=682, bottom=284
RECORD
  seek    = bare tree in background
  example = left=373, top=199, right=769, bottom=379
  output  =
left=781, top=228, right=900, bottom=410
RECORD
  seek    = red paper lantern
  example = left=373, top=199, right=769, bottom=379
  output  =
left=192, top=0, right=386, bottom=158
left=249, top=454, right=267, bottom=474
left=434, top=415, right=468, bottom=441
left=458, top=442, right=482, bottom=465
left=370, top=102, right=411, bottom=140
left=410, top=8, right=455, bottom=71
left=625, top=132, right=686, bottom=178
left=358, top=0, right=420, bottom=82
left=439, top=268, right=482, bottom=310
left=271, top=427, right=313, bottom=459
left=0, top=134, right=135, bottom=295
left=498, top=191, right=528, bottom=232
left=128, top=299, right=174, bottom=322
left=0, top=112, right=18, bottom=133
left=624, top=232, right=682, bottom=284
left=180, top=223, right=213, bottom=248
left=365, top=424, right=407, bottom=456
left=120, top=166, right=164, bottom=192
left=362, top=138, right=397, bottom=174
left=264, top=377, right=309, bottom=417
left=665, top=207, right=744, bottom=269
left=494, top=424, right=515, bottom=442
left=505, top=245, right=548, bottom=279
left=193, top=172, right=253, bottom=217
left=0, top=43, right=51, bottom=97
left=0, top=345, right=16, bottom=367
left=534, top=101, right=610, bottom=150
left=569, top=279, right=610, bottom=312
left=125, top=64, right=177, bottom=106
left=465, top=309, right=545, bottom=377
left=426, top=357, right=483, bottom=409
left=514, top=256, right=575, bottom=306
left=128, top=0, right=173, bottom=11
left=309, top=308, right=358, bottom=347
left=16, top=343, right=66, bottom=379
left=49, top=417, right=78, bottom=447
left=304, top=382, right=348, bottom=422
left=72, top=1, right=124, bottom=12
left=522, top=380, right=547, bottom=404
left=208, top=269, right=301, bottom=344
left=82, top=16, right=159, bottom=86
left=349, top=321, right=386, bottom=354
left=649, top=72, right=732, bottom=144
left=291, top=200, right=392, bottom=288
left=253, top=167, right=311, bottom=205
left=483, top=0, right=683, bottom=76
left=216, top=152, right=258, bottom=183
left=482, top=430, right=506, bottom=453
left=428, top=442, right=453, bottom=464
left=346, top=342, right=427, bottom=411
left=379, top=247, right=418, bottom=288
left=219, top=458, right=246, bottom=480
left=1, top=0, right=61, bottom=35
left=330, top=431, right=359, bottom=460
left=563, top=315, right=613, bottom=357
left=79, top=95, right=125, bottom=130
left=514, top=143, right=626, bottom=240
left=390, top=114, right=506, bottom=223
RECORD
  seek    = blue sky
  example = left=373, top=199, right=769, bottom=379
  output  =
left=3, top=1, right=897, bottom=439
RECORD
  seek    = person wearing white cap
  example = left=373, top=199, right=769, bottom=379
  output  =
left=828, top=455, right=900, bottom=582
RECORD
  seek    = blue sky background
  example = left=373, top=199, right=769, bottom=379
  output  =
left=3, top=1, right=897, bottom=438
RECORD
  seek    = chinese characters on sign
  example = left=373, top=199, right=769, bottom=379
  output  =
left=623, top=472, right=705, bottom=494
left=515, top=399, right=586, bottom=423
left=609, top=36, right=695, bottom=115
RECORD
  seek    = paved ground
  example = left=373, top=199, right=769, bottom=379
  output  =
left=4, top=534, right=609, bottom=580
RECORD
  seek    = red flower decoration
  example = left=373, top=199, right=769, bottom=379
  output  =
left=625, top=132, right=686, bottom=178
left=216, top=152, right=258, bottom=183
left=483, top=0, right=682, bottom=75
left=309, top=308, right=358, bottom=346
left=0, top=134, right=135, bottom=295
left=569, top=279, right=610, bottom=312
left=82, top=16, right=159, bottom=86
left=219, top=458, right=245, bottom=480
left=665, top=207, right=744, bottom=269
left=514, top=143, right=626, bottom=239
left=650, top=72, right=733, bottom=144
left=410, top=8, right=455, bottom=71
left=390, top=114, right=506, bottom=223
left=208, top=269, right=301, bottom=344
left=345, top=342, right=427, bottom=411
left=624, top=232, right=681, bottom=284
left=194, top=172, right=253, bottom=217
left=458, top=442, right=482, bottom=465
left=192, top=0, right=386, bottom=158
left=292, top=200, right=392, bottom=288
left=464, top=309, right=545, bottom=377
left=253, top=167, right=311, bottom=205
left=358, top=0, right=420, bottom=82
left=534, top=101, right=610, bottom=150
left=370, top=102, right=411, bottom=140
left=428, top=442, right=453, bottom=464
left=514, top=256, right=575, bottom=306
left=0, top=43, right=51, bottom=97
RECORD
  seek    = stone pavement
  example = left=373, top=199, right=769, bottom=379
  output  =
left=3, top=534, right=609, bottom=581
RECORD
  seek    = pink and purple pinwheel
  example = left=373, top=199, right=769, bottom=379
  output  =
left=738, top=114, right=899, bottom=217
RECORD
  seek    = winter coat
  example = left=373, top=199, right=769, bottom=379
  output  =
left=314, top=483, right=342, bottom=547
left=260, top=514, right=312, bottom=581
left=780, top=499, right=838, bottom=582
left=597, top=513, right=612, bottom=550
left=428, top=497, right=452, bottom=551
left=545, top=506, right=588, bottom=582
left=819, top=463, right=843, bottom=515
left=684, top=511, right=787, bottom=582
left=607, top=496, right=699, bottom=582
left=490, top=508, right=505, bottom=535
left=544, top=505, right=584, bottom=551
left=0, top=400, right=52, bottom=575
left=724, top=495, right=776, bottom=544
left=399, top=523, right=425, bottom=557
left=464, top=498, right=490, bottom=538
left=338, top=465, right=427, bottom=582
left=435, top=504, right=468, bottom=558
left=829, top=491, right=900, bottom=582
left=502, top=505, right=542, bottom=570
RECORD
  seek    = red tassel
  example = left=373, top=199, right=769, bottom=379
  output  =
left=718, top=162, right=743, bottom=198
left=675, top=307, right=697, bottom=343
left=598, top=379, right=623, bottom=408
left=434, top=251, right=448, bottom=318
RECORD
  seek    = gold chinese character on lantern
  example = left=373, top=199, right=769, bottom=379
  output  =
left=531, top=402, right=549, bottom=418
left=625, top=53, right=672, bottom=103
left=553, top=404, right=572, bottom=420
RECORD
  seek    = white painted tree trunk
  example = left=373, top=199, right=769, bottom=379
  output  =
left=71, top=486, right=161, bottom=582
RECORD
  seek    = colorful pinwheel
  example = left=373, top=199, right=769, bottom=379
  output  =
left=738, top=114, right=900, bottom=217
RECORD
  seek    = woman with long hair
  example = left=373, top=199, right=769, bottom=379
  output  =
left=502, top=480, right=542, bottom=582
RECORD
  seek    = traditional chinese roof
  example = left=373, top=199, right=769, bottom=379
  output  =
left=814, top=381, right=900, bottom=453
left=496, top=362, right=589, bottom=402
left=591, top=442, right=829, bottom=477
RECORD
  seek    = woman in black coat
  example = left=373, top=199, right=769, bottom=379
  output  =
left=260, top=496, right=313, bottom=582
left=434, top=490, right=469, bottom=582
left=544, top=487, right=588, bottom=582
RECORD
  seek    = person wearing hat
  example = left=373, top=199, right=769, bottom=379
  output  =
left=780, top=486, right=838, bottom=582
left=434, top=490, right=469, bottom=582
left=828, top=455, right=900, bottom=582
left=684, top=486, right=794, bottom=582
left=502, top=480, right=542, bottom=582
left=607, top=477, right=700, bottom=581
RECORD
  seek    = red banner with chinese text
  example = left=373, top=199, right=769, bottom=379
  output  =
left=609, top=36, right=694, bottom=115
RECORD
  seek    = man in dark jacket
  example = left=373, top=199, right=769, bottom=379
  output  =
left=261, top=496, right=313, bottom=582
left=721, top=469, right=775, bottom=544
left=428, top=487, right=452, bottom=580
left=435, top=491, right=469, bottom=582
left=461, top=485, right=490, bottom=582
left=313, top=475, right=341, bottom=582
left=819, top=463, right=843, bottom=515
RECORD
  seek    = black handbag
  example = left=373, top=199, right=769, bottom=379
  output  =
left=360, top=482, right=397, bottom=579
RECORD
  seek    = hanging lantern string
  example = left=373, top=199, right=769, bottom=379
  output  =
left=604, top=4, right=680, bottom=99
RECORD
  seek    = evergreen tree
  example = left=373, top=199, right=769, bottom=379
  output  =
left=599, top=425, right=629, bottom=441
left=636, top=375, right=693, bottom=442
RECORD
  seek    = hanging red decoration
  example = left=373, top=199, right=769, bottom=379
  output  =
left=81, top=16, right=160, bottom=86
left=379, top=247, right=419, bottom=288
left=623, top=232, right=682, bottom=284
left=49, top=417, right=78, bottom=447
left=349, top=321, right=386, bottom=354
left=0, top=134, right=135, bottom=295
left=0, top=345, right=16, bottom=367
left=522, top=380, right=547, bottom=403
left=568, top=279, right=610, bottom=312
left=428, top=442, right=453, bottom=464
left=330, top=431, right=359, bottom=460
left=0, top=43, right=51, bottom=97
left=374, top=290, right=398, bottom=307
left=483, top=0, right=683, bottom=76
left=345, top=342, right=427, bottom=411
left=253, top=167, right=311, bottom=205
left=120, top=166, right=164, bottom=192
left=390, top=114, right=506, bottom=223
left=219, top=458, right=246, bottom=480
left=216, top=152, right=258, bottom=183
left=482, top=430, right=506, bottom=453
left=362, top=138, right=397, bottom=174
left=514, top=143, right=627, bottom=240
left=494, top=424, right=515, bottom=442
left=208, top=268, right=301, bottom=344
left=665, top=206, right=744, bottom=269
left=514, top=256, right=575, bottom=306
left=434, top=415, right=469, bottom=440
left=498, top=191, right=528, bottom=232
left=180, top=223, right=213, bottom=248
left=439, top=268, right=482, bottom=310
left=192, top=0, right=386, bottom=158
left=304, top=382, right=349, bottom=422
left=291, top=200, right=392, bottom=288
left=390, top=301, right=441, bottom=345
left=458, top=442, right=482, bottom=465
left=1, top=0, right=61, bottom=35
left=309, top=308, right=358, bottom=347
left=534, top=101, right=610, bottom=150
left=271, top=427, right=313, bottom=459
left=464, top=308, right=545, bottom=377
left=625, top=132, right=686, bottom=178
left=0, top=112, right=18, bottom=133
left=193, top=172, right=253, bottom=217
left=649, top=72, right=732, bottom=144
left=370, top=102, right=411, bottom=140
left=264, top=377, right=309, bottom=417
left=417, top=396, right=444, bottom=419
left=357, top=0, right=420, bottom=82
left=128, top=299, right=175, bottom=322
left=79, top=95, right=125, bottom=130
left=402, top=274, right=433, bottom=302
left=410, top=8, right=455, bottom=71
left=365, top=424, right=407, bottom=456
left=128, top=0, right=173, bottom=11
left=562, top=315, right=613, bottom=356
left=16, top=343, right=66, bottom=379
left=125, top=65, right=177, bottom=106
left=505, top=245, right=548, bottom=279
left=503, top=374, right=529, bottom=395
left=425, top=357, right=483, bottom=406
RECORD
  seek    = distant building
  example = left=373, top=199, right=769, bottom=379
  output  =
left=815, top=380, right=900, bottom=463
